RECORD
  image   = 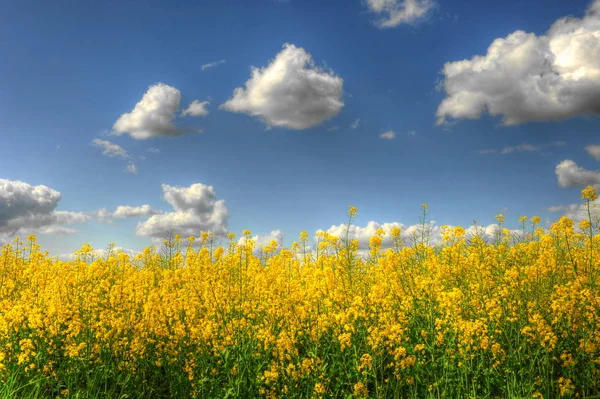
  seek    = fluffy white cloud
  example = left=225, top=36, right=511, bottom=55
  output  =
left=182, top=100, right=210, bottom=117
left=585, top=144, right=600, bottom=160
left=365, top=0, right=435, bottom=28
left=0, top=179, right=90, bottom=242
left=136, top=183, right=229, bottom=239
left=0, top=179, right=61, bottom=224
left=91, top=139, right=130, bottom=159
left=380, top=130, right=396, bottom=140
left=437, top=0, right=600, bottom=125
left=221, top=43, right=344, bottom=130
left=113, top=83, right=186, bottom=140
left=201, top=59, right=226, bottom=71
left=555, top=160, right=600, bottom=188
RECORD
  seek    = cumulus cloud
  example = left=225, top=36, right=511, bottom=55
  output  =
left=585, top=144, right=600, bottom=160
left=555, top=159, right=600, bottom=188
left=365, top=0, right=436, bottom=28
left=351, top=119, right=361, bottom=129
left=136, top=183, right=229, bottom=239
left=91, top=139, right=130, bottom=159
left=221, top=43, right=344, bottom=130
left=437, top=0, right=600, bottom=125
left=380, top=130, right=396, bottom=140
left=113, top=83, right=190, bottom=140
left=182, top=100, right=210, bottom=117
left=0, top=179, right=90, bottom=242
left=201, top=59, right=226, bottom=71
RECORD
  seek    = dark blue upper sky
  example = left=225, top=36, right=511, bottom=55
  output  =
left=1, top=0, right=599, bottom=255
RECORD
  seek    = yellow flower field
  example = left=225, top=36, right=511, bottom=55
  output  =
left=1, top=187, right=599, bottom=398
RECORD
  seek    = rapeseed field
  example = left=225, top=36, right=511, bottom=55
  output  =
left=1, top=186, right=599, bottom=398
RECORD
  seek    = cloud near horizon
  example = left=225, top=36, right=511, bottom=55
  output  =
left=136, top=183, right=229, bottom=239
left=0, top=179, right=90, bottom=243
left=317, top=220, right=525, bottom=251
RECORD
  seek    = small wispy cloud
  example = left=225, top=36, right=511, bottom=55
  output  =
left=478, top=141, right=566, bottom=155
left=126, top=163, right=138, bottom=174
left=92, top=139, right=130, bottom=159
left=407, top=131, right=417, bottom=137
left=182, top=100, right=210, bottom=117
left=202, top=59, right=226, bottom=71
left=585, top=144, right=600, bottom=161
left=380, top=131, right=396, bottom=140
left=351, top=119, right=361, bottom=129
left=327, top=126, right=339, bottom=132
left=148, top=147, right=160, bottom=154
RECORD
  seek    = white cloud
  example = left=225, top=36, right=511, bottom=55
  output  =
left=113, top=83, right=186, bottom=140
left=221, top=43, right=344, bottom=130
left=126, top=163, right=138, bottom=174
left=201, top=59, right=226, bottom=71
left=365, top=0, right=436, bottom=28
left=96, top=204, right=161, bottom=224
left=148, top=147, right=160, bottom=154
left=317, top=220, right=522, bottom=251
left=585, top=144, right=600, bottom=160
left=380, top=130, right=396, bottom=140
left=351, top=119, right=361, bottom=129
left=547, top=196, right=600, bottom=223
left=479, top=140, right=567, bottom=155
left=91, top=139, right=130, bottom=159
left=0, top=179, right=90, bottom=242
left=501, top=143, right=539, bottom=154
left=113, top=204, right=158, bottom=219
left=239, top=230, right=284, bottom=248
left=182, top=100, right=210, bottom=117
left=57, top=247, right=139, bottom=262
left=555, top=159, right=600, bottom=188
left=407, top=131, right=417, bottom=136
left=96, top=208, right=115, bottom=224
left=437, top=0, right=600, bottom=125
left=136, top=183, right=229, bottom=239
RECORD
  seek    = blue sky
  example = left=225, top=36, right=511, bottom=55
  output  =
left=1, top=0, right=599, bottom=255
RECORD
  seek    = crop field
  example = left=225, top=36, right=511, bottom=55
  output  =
left=1, top=186, right=599, bottom=398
